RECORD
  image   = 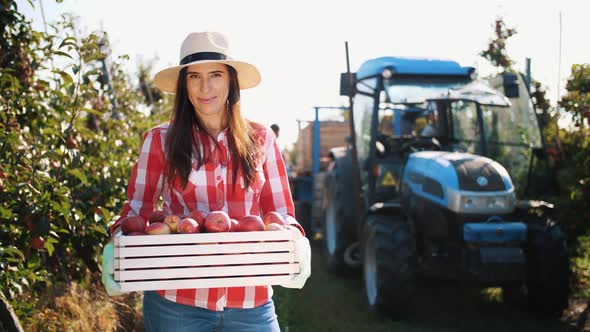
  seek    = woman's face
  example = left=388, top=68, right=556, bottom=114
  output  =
left=185, top=62, right=230, bottom=120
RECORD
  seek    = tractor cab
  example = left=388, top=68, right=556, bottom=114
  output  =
left=350, top=57, right=477, bottom=204
left=352, top=57, right=544, bottom=205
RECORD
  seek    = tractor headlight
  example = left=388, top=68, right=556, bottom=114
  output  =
left=460, top=194, right=514, bottom=212
left=462, top=196, right=485, bottom=210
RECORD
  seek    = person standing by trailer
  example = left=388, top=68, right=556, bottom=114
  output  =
left=270, top=123, right=292, bottom=175
left=100, top=32, right=311, bottom=332
left=270, top=123, right=280, bottom=138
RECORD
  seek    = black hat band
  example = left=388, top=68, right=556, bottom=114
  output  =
left=180, top=52, right=227, bottom=65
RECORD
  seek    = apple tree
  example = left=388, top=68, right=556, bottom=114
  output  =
left=0, top=0, right=170, bottom=320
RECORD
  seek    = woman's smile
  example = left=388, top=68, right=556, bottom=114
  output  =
left=198, top=96, right=217, bottom=104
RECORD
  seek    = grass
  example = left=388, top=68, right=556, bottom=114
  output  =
left=21, top=280, right=143, bottom=332
left=273, top=242, right=569, bottom=332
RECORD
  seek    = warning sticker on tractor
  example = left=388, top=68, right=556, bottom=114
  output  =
left=381, top=172, right=397, bottom=187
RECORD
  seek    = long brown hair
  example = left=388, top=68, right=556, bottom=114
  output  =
left=165, top=65, right=261, bottom=190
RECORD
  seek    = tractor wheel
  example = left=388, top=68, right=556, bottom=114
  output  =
left=362, top=214, right=416, bottom=320
left=526, top=220, right=570, bottom=316
left=322, top=158, right=356, bottom=274
left=502, top=219, right=570, bottom=316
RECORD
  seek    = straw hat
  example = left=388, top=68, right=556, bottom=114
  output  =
left=154, top=32, right=261, bottom=93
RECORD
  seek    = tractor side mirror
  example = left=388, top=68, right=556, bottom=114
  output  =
left=502, top=73, right=519, bottom=98
left=340, top=72, right=357, bottom=96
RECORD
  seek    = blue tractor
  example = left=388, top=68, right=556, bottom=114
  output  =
left=322, top=56, right=570, bottom=319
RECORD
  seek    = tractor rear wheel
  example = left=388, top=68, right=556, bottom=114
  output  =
left=323, top=158, right=356, bottom=274
left=525, top=220, right=570, bottom=316
left=502, top=219, right=570, bottom=316
left=362, top=214, right=416, bottom=320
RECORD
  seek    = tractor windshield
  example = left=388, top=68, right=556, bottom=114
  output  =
left=384, top=81, right=466, bottom=104
left=381, top=80, right=470, bottom=138
left=377, top=105, right=437, bottom=138
left=449, top=99, right=543, bottom=193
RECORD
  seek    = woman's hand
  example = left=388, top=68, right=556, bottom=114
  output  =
left=101, top=242, right=123, bottom=296
left=281, top=226, right=311, bottom=289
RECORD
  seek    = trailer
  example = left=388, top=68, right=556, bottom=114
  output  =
left=290, top=107, right=349, bottom=236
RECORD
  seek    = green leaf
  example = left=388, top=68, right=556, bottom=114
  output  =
left=98, top=206, right=113, bottom=222
left=72, top=65, right=79, bottom=74
left=53, top=70, right=73, bottom=86
left=59, top=37, right=77, bottom=49
left=84, top=68, right=102, bottom=78
left=90, top=224, right=108, bottom=236
left=42, top=127, right=60, bottom=136
left=0, top=206, right=13, bottom=218
left=1, top=247, right=25, bottom=260
left=51, top=200, right=69, bottom=218
left=67, top=169, right=88, bottom=185
left=83, top=107, right=102, bottom=116
left=45, top=241, right=54, bottom=256
left=53, top=51, right=72, bottom=59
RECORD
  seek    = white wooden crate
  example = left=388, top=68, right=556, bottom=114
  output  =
left=114, top=230, right=299, bottom=292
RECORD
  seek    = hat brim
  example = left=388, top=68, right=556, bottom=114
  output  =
left=154, top=60, right=261, bottom=93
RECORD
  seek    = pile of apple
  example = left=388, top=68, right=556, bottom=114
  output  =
left=120, top=210, right=289, bottom=235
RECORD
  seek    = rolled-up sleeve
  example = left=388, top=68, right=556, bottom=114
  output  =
left=259, top=128, right=305, bottom=236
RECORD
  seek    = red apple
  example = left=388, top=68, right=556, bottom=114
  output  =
left=263, top=212, right=286, bottom=228
left=121, top=216, right=146, bottom=235
left=204, top=211, right=231, bottom=233
left=163, top=214, right=181, bottom=233
left=30, top=236, right=45, bottom=250
left=229, top=219, right=239, bottom=232
left=265, top=223, right=287, bottom=231
left=149, top=210, right=168, bottom=224
left=145, top=222, right=171, bottom=235
left=237, top=215, right=265, bottom=232
left=189, top=210, right=208, bottom=225
left=178, top=218, right=200, bottom=234
left=127, top=232, right=146, bottom=236
left=66, top=137, right=78, bottom=149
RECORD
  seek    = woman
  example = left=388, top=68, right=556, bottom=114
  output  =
left=101, top=32, right=310, bottom=332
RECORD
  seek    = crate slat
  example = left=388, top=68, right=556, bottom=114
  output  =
left=115, top=230, right=294, bottom=246
left=117, top=252, right=296, bottom=269
left=118, top=275, right=295, bottom=292
left=116, top=241, right=295, bottom=258
left=115, top=263, right=299, bottom=281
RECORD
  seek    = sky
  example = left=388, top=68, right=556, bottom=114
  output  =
left=17, top=0, right=590, bottom=149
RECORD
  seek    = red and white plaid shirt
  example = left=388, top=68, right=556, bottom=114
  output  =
left=110, top=121, right=303, bottom=311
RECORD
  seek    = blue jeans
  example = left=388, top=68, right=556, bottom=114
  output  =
left=142, top=291, right=281, bottom=332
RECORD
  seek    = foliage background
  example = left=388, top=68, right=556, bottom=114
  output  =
left=1, top=1, right=170, bottom=328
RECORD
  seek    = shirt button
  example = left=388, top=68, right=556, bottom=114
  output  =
left=217, top=176, right=221, bottom=180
